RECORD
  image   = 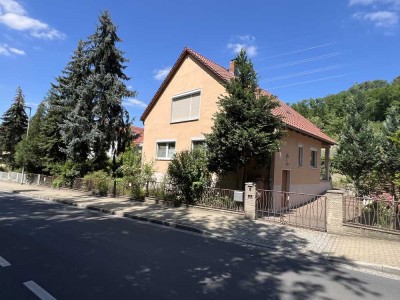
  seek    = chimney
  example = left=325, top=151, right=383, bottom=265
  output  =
left=229, top=59, right=235, bottom=74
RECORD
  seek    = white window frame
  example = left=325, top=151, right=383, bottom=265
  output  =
left=298, top=144, right=304, bottom=167
left=156, top=140, right=176, bottom=160
left=170, top=89, right=201, bottom=124
left=310, top=148, right=318, bottom=168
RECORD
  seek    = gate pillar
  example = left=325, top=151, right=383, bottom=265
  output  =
left=326, top=190, right=344, bottom=234
left=245, top=182, right=257, bottom=220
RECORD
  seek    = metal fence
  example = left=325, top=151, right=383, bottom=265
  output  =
left=256, top=190, right=327, bottom=231
left=146, top=181, right=176, bottom=200
left=343, top=195, right=400, bottom=233
left=196, top=188, right=244, bottom=212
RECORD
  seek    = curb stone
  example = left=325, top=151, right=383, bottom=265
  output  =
left=2, top=187, right=400, bottom=277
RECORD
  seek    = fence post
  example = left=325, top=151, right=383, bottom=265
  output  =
left=37, top=174, right=40, bottom=185
left=245, top=182, right=257, bottom=220
left=326, top=190, right=344, bottom=234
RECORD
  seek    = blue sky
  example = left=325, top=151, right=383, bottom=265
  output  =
left=1, top=0, right=399, bottom=126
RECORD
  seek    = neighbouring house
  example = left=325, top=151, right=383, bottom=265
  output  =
left=140, top=47, right=335, bottom=200
left=131, top=126, right=144, bottom=154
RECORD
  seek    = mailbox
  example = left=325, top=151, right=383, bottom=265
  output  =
left=234, top=190, right=244, bottom=202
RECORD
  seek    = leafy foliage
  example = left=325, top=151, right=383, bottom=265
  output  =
left=206, top=49, right=285, bottom=188
left=167, top=148, right=211, bottom=204
left=117, top=146, right=155, bottom=198
left=14, top=102, right=47, bottom=173
left=379, top=107, right=400, bottom=199
left=332, top=93, right=380, bottom=195
left=83, top=170, right=111, bottom=196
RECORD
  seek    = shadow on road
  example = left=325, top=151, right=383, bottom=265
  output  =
left=0, top=192, right=384, bottom=299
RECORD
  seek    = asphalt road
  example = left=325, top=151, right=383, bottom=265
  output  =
left=0, top=191, right=399, bottom=300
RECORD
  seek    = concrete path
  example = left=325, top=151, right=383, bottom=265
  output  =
left=1, top=180, right=400, bottom=276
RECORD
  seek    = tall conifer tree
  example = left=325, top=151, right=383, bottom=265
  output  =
left=333, top=93, right=380, bottom=195
left=59, top=40, right=93, bottom=164
left=0, top=87, right=28, bottom=168
left=14, top=102, right=47, bottom=173
left=87, top=11, right=135, bottom=168
left=206, top=50, right=285, bottom=189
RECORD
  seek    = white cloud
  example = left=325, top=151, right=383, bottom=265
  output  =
left=0, top=0, right=65, bottom=40
left=0, top=43, right=25, bottom=55
left=349, top=0, right=400, bottom=6
left=153, top=67, right=171, bottom=81
left=349, top=0, right=377, bottom=5
left=237, top=35, right=256, bottom=42
left=353, top=10, right=399, bottom=26
left=123, top=98, right=147, bottom=108
left=349, top=0, right=400, bottom=31
left=227, top=43, right=258, bottom=57
left=227, top=35, right=258, bottom=57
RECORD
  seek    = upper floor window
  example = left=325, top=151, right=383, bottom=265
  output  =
left=157, top=141, right=176, bottom=160
left=310, top=149, right=318, bottom=168
left=171, top=90, right=200, bottom=123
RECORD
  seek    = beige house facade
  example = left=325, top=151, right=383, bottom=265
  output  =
left=140, top=48, right=335, bottom=197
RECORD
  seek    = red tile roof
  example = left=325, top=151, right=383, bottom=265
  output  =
left=131, top=126, right=144, bottom=145
left=141, top=47, right=335, bottom=145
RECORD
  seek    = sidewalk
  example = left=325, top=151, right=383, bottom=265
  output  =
left=1, top=180, right=400, bottom=275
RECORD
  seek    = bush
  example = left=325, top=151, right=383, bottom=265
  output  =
left=83, top=171, right=111, bottom=196
left=362, top=194, right=394, bottom=229
left=117, top=147, right=155, bottom=199
left=49, top=161, right=82, bottom=188
left=52, top=176, right=65, bottom=189
left=167, top=148, right=211, bottom=204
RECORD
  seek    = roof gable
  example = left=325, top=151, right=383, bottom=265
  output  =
left=140, top=47, right=335, bottom=145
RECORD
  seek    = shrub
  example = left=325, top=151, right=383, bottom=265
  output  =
left=117, top=147, right=155, bottom=199
left=49, top=161, right=82, bottom=188
left=52, top=176, right=65, bottom=189
left=362, top=194, right=394, bottom=229
left=167, top=148, right=211, bottom=204
left=83, top=171, right=111, bottom=196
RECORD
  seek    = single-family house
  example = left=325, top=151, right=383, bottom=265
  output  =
left=140, top=47, right=335, bottom=197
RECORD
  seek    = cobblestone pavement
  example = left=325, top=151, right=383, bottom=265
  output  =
left=1, top=180, right=400, bottom=274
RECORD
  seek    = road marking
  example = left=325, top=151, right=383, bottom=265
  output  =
left=23, top=281, right=57, bottom=300
left=0, top=255, right=11, bottom=267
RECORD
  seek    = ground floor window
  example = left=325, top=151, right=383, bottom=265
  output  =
left=298, top=145, right=303, bottom=167
left=310, top=149, right=317, bottom=168
left=157, top=141, right=176, bottom=160
left=191, top=139, right=206, bottom=151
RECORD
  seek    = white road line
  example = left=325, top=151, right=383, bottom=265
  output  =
left=23, top=281, right=57, bottom=300
left=0, top=255, right=11, bottom=267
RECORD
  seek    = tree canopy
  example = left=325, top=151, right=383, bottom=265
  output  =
left=206, top=49, right=285, bottom=189
left=0, top=87, right=28, bottom=168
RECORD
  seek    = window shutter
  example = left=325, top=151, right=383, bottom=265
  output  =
left=190, top=93, right=200, bottom=119
left=171, top=96, right=191, bottom=122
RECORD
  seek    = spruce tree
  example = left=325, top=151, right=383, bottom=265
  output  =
left=59, top=40, right=93, bottom=164
left=206, top=50, right=285, bottom=189
left=0, top=87, right=28, bottom=168
left=380, top=107, right=400, bottom=199
left=40, top=88, right=68, bottom=168
left=333, top=93, right=380, bottom=195
left=14, top=102, right=47, bottom=173
left=86, top=11, right=135, bottom=169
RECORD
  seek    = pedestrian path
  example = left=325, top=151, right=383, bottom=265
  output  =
left=1, top=180, right=400, bottom=275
